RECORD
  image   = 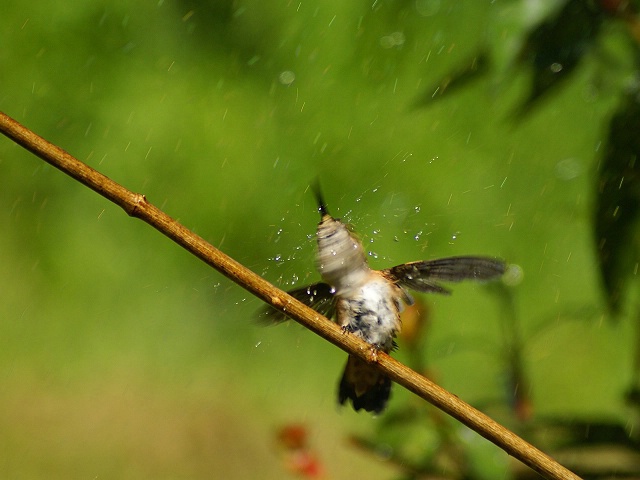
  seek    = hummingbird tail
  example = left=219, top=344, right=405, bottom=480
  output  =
left=338, top=355, right=391, bottom=414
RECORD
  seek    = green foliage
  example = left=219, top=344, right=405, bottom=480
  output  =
left=2, top=0, right=640, bottom=478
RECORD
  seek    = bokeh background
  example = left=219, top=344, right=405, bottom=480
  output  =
left=2, top=1, right=639, bottom=478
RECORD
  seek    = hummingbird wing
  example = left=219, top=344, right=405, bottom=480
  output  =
left=381, top=256, right=505, bottom=294
left=258, top=282, right=336, bottom=324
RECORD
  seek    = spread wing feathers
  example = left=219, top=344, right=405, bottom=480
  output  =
left=382, top=256, right=506, bottom=294
left=259, top=282, right=336, bottom=324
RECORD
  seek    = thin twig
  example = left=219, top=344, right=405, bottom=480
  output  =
left=0, top=111, right=581, bottom=480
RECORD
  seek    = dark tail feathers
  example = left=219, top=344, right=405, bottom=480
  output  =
left=338, top=356, right=391, bottom=414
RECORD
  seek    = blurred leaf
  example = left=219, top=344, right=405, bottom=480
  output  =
left=515, top=0, right=604, bottom=118
left=412, top=50, right=490, bottom=109
left=594, top=90, right=640, bottom=315
left=349, top=427, right=474, bottom=480
left=534, top=417, right=639, bottom=449
left=516, top=417, right=640, bottom=479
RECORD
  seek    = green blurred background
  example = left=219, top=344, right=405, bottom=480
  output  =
left=1, top=1, right=636, bottom=478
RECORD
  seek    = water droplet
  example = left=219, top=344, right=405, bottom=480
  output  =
left=414, top=230, right=423, bottom=241
left=390, top=31, right=405, bottom=45
left=414, top=206, right=421, bottom=213
left=278, top=70, right=295, bottom=85
left=550, top=62, right=563, bottom=73
left=368, top=251, right=379, bottom=259
left=503, top=264, right=524, bottom=286
left=380, top=31, right=405, bottom=48
left=555, top=157, right=584, bottom=180
left=415, top=0, right=441, bottom=16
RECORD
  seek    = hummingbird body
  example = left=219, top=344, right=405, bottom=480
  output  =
left=335, top=272, right=403, bottom=350
left=263, top=187, right=506, bottom=414
left=334, top=272, right=404, bottom=412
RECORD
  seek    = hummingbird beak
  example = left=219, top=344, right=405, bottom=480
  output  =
left=311, top=180, right=329, bottom=217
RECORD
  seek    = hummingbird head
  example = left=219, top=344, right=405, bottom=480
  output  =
left=312, top=183, right=370, bottom=294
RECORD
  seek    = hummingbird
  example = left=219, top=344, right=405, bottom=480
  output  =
left=263, top=187, right=506, bottom=414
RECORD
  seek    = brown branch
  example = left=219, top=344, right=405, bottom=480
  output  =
left=0, top=110, right=582, bottom=480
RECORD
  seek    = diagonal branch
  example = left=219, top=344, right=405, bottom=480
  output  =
left=0, top=111, right=581, bottom=480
